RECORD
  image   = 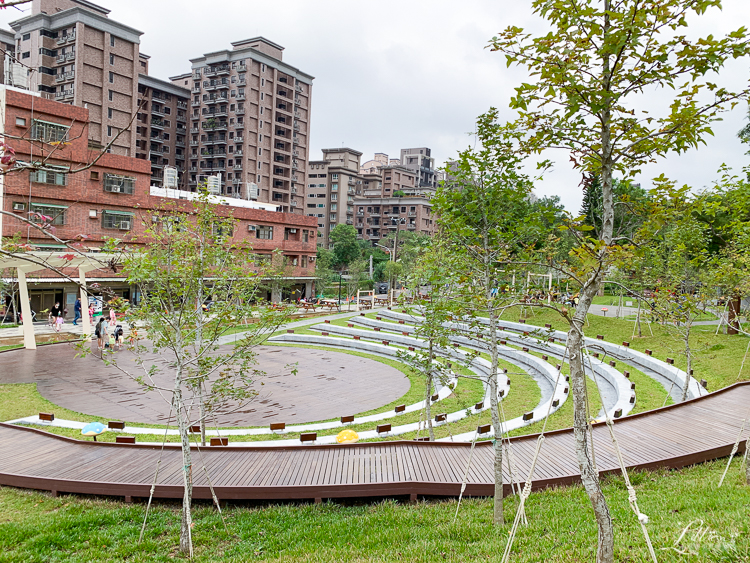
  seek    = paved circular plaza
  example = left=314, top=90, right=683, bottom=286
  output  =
left=0, top=343, right=410, bottom=426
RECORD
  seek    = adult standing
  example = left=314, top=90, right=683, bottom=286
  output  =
left=95, top=317, right=108, bottom=350
left=73, top=297, right=82, bottom=326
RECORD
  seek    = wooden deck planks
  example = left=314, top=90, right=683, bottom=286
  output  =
left=0, top=383, right=748, bottom=501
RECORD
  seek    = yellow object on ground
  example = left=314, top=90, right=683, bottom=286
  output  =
left=336, top=429, right=359, bottom=444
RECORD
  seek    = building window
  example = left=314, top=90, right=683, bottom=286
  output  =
left=15, top=117, right=26, bottom=127
left=303, top=230, right=309, bottom=243
left=30, top=203, right=66, bottom=225
left=110, top=53, right=115, bottom=65
left=102, top=210, right=134, bottom=230
left=262, top=63, right=266, bottom=72
left=331, top=183, right=338, bottom=191
left=256, top=225, right=273, bottom=240
left=109, top=71, right=114, bottom=83
left=108, top=108, right=113, bottom=119
left=330, top=194, right=337, bottom=201
left=22, top=33, right=30, bottom=41
left=22, top=52, right=30, bottom=59
left=103, top=173, right=136, bottom=194
left=107, top=125, right=113, bottom=137
left=110, top=35, right=116, bottom=47
left=108, top=90, right=114, bottom=101
left=30, top=168, right=68, bottom=186
left=30, top=120, right=69, bottom=143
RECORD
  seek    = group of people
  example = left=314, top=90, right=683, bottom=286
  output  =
left=94, top=307, right=124, bottom=351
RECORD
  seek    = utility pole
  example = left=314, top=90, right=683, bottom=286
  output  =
left=369, top=254, right=373, bottom=278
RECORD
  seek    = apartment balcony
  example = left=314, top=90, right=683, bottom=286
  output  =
left=201, top=150, right=227, bottom=157
left=65, top=52, right=75, bottom=61
left=190, top=140, right=199, bottom=146
left=55, top=71, right=74, bottom=83
left=150, top=119, right=164, bottom=130
left=151, top=107, right=165, bottom=117
left=296, top=84, right=303, bottom=93
left=177, top=101, right=188, bottom=110
left=55, top=89, right=74, bottom=101
left=202, top=122, right=228, bottom=131
left=235, top=108, right=245, bottom=115
left=204, top=137, right=227, bottom=145
left=348, top=179, right=356, bottom=186
left=216, top=66, right=230, bottom=76
left=56, top=55, right=66, bottom=64
left=369, top=212, right=381, bottom=218
left=237, top=63, right=247, bottom=73
left=346, top=220, right=354, bottom=225
left=216, top=82, right=229, bottom=90
left=233, top=164, right=243, bottom=170
left=204, top=83, right=217, bottom=91
left=176, top=140, right=185, bottom=148
left=356, top=212, right=365, bottom=217
left=176, top=114, right=186, bottom=123
left=234, top=136, right=244, bottom=143
left=190, top=127, right=199, bottom=134
left=277, top=89, right=289, bottom=98
left=56, top=32, right=76, bottom=44
left=150, top=161, right=164, bottom=169
left=237, top=78, right=247, bottom=86
left=205, top=109, right=228, bottom=118
left=407, top=211, right=417, bottom=217
left=189, top=167, right=198, bottom=173
left=236, top=94, right=246, bottom=101
left=234, top=150, right=243, bottom=157
left=204, top=164, right=226, bottom=171
left=407, top=223, right=417, bottom=230
left=176, top=127, right=188, bottom=136
left=191, top=100, right=201, bottom=107
left=150, top=134, right=164, bottom=143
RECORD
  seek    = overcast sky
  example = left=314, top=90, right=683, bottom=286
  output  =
left=2, top=0, right=749, bottom=212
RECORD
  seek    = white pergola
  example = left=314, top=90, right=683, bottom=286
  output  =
left=1, top=252, right=119, bottom=350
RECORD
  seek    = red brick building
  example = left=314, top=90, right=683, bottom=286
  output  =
left=0, top=86, right=317, bottom=313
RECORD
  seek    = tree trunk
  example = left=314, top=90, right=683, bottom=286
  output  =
left=487, top=273, right=503, bottom=525
left=636, top=299, right=642, bottom=338
left=426, top=340, right=435, bottom=441
left=681, top=326, right=692, bottom=403
left=727, top=294, right=741, bottom=335
left=173, top=380, right=193, bottom=557
left=568, top=310, right=614, bottom=562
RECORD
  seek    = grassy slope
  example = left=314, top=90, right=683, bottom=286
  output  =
left=0, top=458, right=748, bottom=562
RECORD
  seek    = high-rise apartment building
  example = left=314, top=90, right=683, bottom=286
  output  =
left=400, top=147, right=437, bottom=190
left=310, top=149, right=437, bottom=247
left=9, top=0, right=143, bottom=156
left=185, top=38, right=313, bottom=212
left=135, top=75, right=190, bottom=187
left=307, top=148, right=361, bottom=243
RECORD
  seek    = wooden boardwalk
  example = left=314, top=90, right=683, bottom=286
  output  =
left=1, top=383, right=748, bottom=502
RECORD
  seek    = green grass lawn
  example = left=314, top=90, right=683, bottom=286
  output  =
left=0, top=458, right=748, bottom=562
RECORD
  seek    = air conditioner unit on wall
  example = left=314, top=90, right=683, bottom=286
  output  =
left=248, top=224, right=256, bottom=232
left=119, top=221, right=131, bottom=230
left=289, top=228, right=297, bottom=233
left=12, top=202, right=25, bottom=211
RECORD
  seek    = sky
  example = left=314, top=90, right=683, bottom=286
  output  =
left=1, top=0, right=749, bottom=212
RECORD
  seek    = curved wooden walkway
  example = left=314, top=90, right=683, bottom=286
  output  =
left=1, top=383, right=748, bottom=502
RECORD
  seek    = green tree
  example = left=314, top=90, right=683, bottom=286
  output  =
left=107, top=192, right=291, bottom=556
left=329, top=224, right=361, bottom=271
left=433, top=110, right=540, bottom=525
left=491, top=2, right=750, bottom=559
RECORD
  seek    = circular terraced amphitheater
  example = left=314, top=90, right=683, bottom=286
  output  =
left=1, top=306, right=747, bottom=504
left=3, top=307, right=707, bottom=444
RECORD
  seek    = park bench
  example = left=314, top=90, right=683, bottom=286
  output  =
left=299, top=302, right=317, bottom=312
left=39, top=412, right=54, bottom=422
left=210, top=437, right=228, bottom=446
left=108, top=421, right=125, bottom=430
left=300, top=432, right=317, bottom=443
left=116, top=436, right=136, bottom=444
